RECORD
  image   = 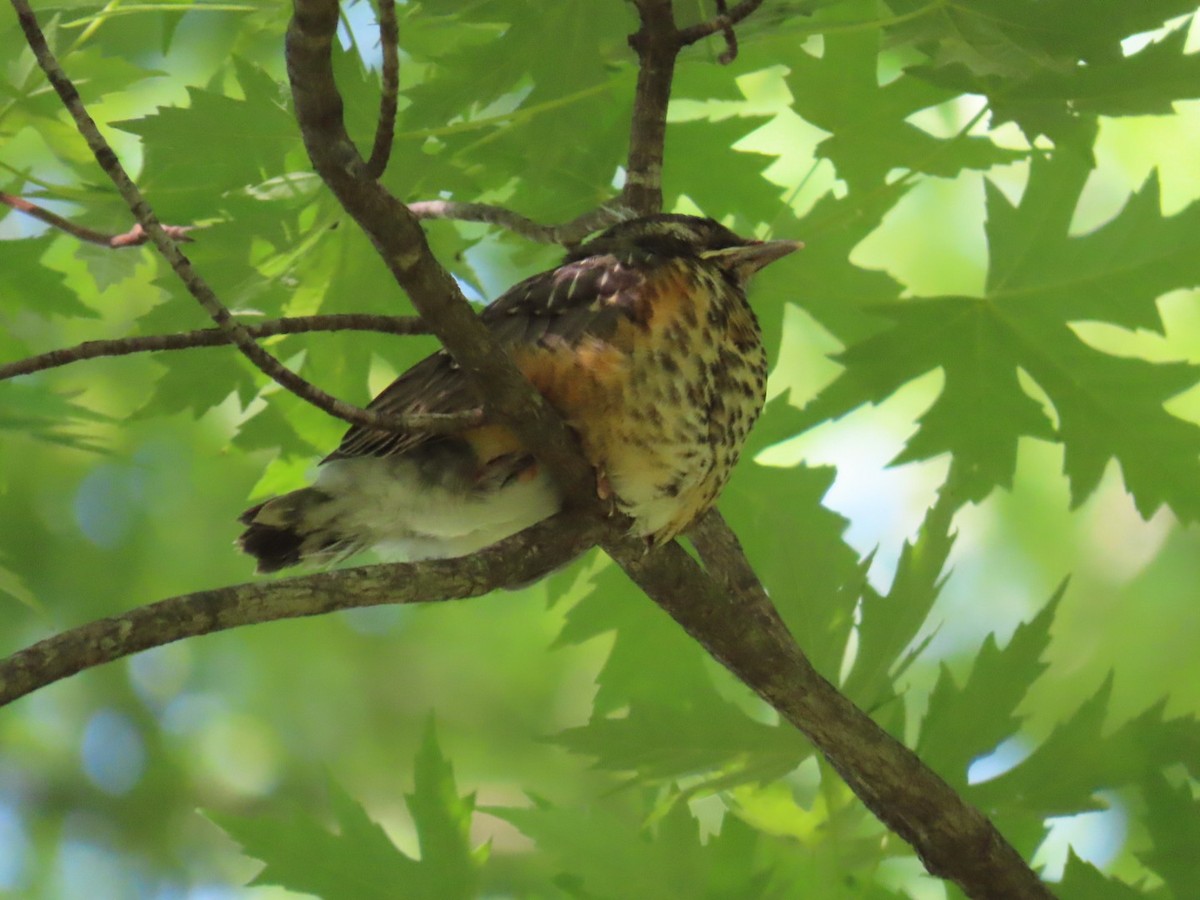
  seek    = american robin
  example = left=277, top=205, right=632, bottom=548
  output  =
left=238, top=213, right=800, bottom=572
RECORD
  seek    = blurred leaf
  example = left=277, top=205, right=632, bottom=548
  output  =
left=211, top=720, right=483, bottom=899
left=1138, top=773, right=1200, bottom=895
left=211, top=780, right=419, bottom=900
left=1057, top=850, right=1149, bottom=899
left=493, top=793, right=772, bottom=899
left=405, top=717, right=487, bottom=896
left=0, top=235, right=96, bottom=319
left=133, top=349, right=254, bottom=421
left=0, top=560, right=40, bottom=611
left=0, top=381, right=109, bottom=451
left=903, top=12, right=1200, bottom=147
left=972, top=681, right=1200, bottom=818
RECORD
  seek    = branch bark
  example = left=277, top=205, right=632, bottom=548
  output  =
left=615, top=523, right=1054, bottom=899
left=623, top=0, right=681, bottom=215
left=287, top=0, right=596, bottom=501
left=1, top=314, right=426, bottom=379
left=1, top=191, right=194, bottom=246
left=0, top=512, right=608, bottom=709
left=10, top=0, right=428, bottom=438
left=364, top=0, right=398, bottom=179
left=408, top=199, right=630, bottom=246
left=676, top=0, right=764, bottom=49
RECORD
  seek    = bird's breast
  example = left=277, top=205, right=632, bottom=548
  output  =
left=515, top=261, right=767, bottom=542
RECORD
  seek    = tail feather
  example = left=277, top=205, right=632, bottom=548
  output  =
left=237, top=488, right=358, bottom=573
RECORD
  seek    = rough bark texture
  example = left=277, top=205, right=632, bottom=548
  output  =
left=0, top=513, right=607, bottom=708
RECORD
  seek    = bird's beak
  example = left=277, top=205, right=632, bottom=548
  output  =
left=702, top=239, right=804, bottom=276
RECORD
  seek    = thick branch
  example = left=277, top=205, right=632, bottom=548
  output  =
left=0, top=191, right=194, bottom=247
left=10, top=0, right=423, bottom=438
left=408, top=199, right=631, bottom=246
left=608, top=525, right=1055, bottom=900
left=0, top=511, right=607, bottom=709
left=287, top=0, right=596, bottom=499
left=622, top=0, right=681, bottom=215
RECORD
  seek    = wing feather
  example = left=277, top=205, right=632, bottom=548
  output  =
left=325, top=254, right=648, bottom=461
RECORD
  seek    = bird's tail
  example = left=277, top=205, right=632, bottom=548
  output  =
left=237, top=488, right=360, bottom=573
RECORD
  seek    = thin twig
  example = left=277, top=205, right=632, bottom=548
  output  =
left=408, top=199, right=632, bottom=245
left=0, top=510, right=609, bottom=709
left=0, top=192, right=194, bottom=247
left=676, top=0, right=763, bottom=48
left=0, top=314, right=427, bottom=377
left=11, top=0, right=427, bottom=438
left=714, top=0, right=739, bottom=64
left=364, top=0, right=398, bottom=179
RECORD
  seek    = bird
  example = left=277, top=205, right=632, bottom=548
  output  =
left=237, top=213, right=800, bottom=573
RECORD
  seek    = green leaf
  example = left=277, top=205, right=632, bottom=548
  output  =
left=405, top=718, right=486, bottom=898
left=211, top=721, right=483, bottom=899
left=0, top=560, right=40, bottom=611
left=843, top=487, right=960, bottom=709
left=1056, top=850, right=1149, bottom=900
left=493, top=792, right=778, bottom=899
left=554, top=550, right=810, bottom=783
left=998, top=25, right=1200, bottom=119
left=797, top=151, right=1200, bottom=517
left=901, top=8, right=1200, bottom=146
left=0, top=382, right=109, bottom=451
left=662, top=116, right=782, bottom=231
left=786, top=25, right=1020, bottom=191
left=972, top=681, right=1200, bottom=819
left=554, top=698, right=809, bottom=782
left=889, top=0, right=1198, bottom=78
left=785, top=188, right=908, bottom=346
left=210, top=780, right=419, bottom=900
left=721, top=454, right=865, bottom=682
left=133, top=350, right=254, bottom=421
left=113, top=58, right=296, bottom=218
left=1138, top=773, right=1200, bottom=895
left=917, top=585, right=1063, bottom=786
left=0, top=235, right=96, bottom=319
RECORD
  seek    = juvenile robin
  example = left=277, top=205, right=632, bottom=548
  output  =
left=238, top=213, right=800, bottom=572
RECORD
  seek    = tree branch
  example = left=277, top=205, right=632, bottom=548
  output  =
left=676, top=0, right=763, bottom=51
left=364, top=0, right=398, bottom=179
left=0, top=511, right=609, bottom=709
left=0, top=191, right=194, bottom=247
left=0, top=315, right=419, bottom=369
left=10, top=0, right=429, bottom=439
left=622, top=0, right=681, bottom=215
left=610, top=523, right=1055, bottom=900
left=408, top=199, right=632, bottom=246
left=286, top=0, right=597, bottom=500
left=0, top=314, right=482, bottom=433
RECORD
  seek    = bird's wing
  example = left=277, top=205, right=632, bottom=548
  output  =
left=325, top=253, right=651, bottom=461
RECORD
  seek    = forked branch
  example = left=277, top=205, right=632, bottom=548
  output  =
left=10, top=0, right=430, bottom=438
left=1, top=191, right=194, bottom=247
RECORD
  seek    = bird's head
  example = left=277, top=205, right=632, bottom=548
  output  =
left=570, top=213, right=801, bottom=280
